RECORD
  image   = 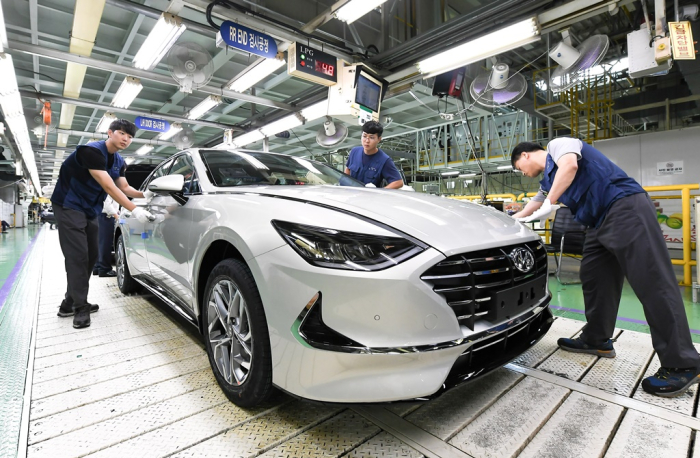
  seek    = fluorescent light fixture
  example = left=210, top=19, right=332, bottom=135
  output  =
left=159, top=122, right=182, bottom=140
left=497, top=165, right=513, bottom=170
left=441, top=170, right=460, bottom=177
left=5, top=114, right=28, bottom=135
left=111, top=76, right=143, bottom=109
left=459, top=173, right=477, bottom=177
left=417, top=17, right=540, bottom=77
left=0, top=92, right=24, bottom=118
left=226, top=57, right=285, bottom=93
left=96, top=112, right=118, bottom=133
left=135, top=145, right=154, bottom=156
left=132, top=13, right=186, bottom=70
left=260, top=114, right=303, bottom=137
left=187, top=95, right=221, bottom=120
left=233, top=130, right=265, bottom=148
left=300, top=99, right=329, bottom=122
left=0, top=53, right=19, bottom=96
left=125, top=157, right=135, bottom=165
left=335, top=0, right=388, bottom=24
left=0, top=2, right=8, bottom=52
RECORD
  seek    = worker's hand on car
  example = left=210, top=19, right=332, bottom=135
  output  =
left=517, top=199, right=559, bottom=223
left=365, top=183, right=376, bottom=188
left=130, top=207, right=155, bottom=223
left=143, top=189, right=155, bottom=202
left=102, top=199, right=119, bottom=218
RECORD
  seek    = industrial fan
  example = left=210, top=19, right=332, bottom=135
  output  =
left=549, top=34, right=609, bottom=92
left=469, top=63, right=528, bottom=108
left=316, top=116, right=348, bottom=148
left=27, top=102, right=57, bottom=148
left=172, top=126, right=196, bottom=150
left=167, top=42, right=215, bottom=93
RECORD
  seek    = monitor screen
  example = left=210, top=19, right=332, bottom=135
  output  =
left=355, top=74, right=381, bottom=112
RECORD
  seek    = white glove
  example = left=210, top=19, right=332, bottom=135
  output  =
left=130, top=207, right=154, bottom=224
left=517, top=199, right=560, bottom=223
left=143, top=190, right=155, bottom=202
left=365, top=183, right=376, bottom=188
left=102, top=198, right=119, bottom=217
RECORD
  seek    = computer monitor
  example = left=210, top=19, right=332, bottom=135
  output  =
left=355, top=74, right=381, bottom=112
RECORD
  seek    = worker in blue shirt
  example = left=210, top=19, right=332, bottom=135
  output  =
left=344, top=121, right=403, bottom=189
left=51, top=119, right=154, bottom=329
left=511, top=137, right=700, bottom=398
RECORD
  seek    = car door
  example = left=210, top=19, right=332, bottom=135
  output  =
left=122, top=158, right=174, bottom=277
left=144, top=154, right=196, bottom=309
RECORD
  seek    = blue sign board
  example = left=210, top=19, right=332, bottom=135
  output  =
left=135, top=116, right=170, bottom=133
left=220, top=21, right=278, bottom=59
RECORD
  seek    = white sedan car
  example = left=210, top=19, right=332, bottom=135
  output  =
left=115, top=148, right=552, bottom=407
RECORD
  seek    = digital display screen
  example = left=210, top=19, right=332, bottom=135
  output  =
left=355, top=74, right=381, bottom=112
left=314, top=60, right=334, bottom=77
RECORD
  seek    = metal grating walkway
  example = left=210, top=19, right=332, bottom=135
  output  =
left=4, top=227, right=700, bottom=458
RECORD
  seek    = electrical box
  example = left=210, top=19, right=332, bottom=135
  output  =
left=628, top=28, right=673, bottom=78
left=287, top=42, right=338, bottom=86
left=327, top=62, right=387, bottom=125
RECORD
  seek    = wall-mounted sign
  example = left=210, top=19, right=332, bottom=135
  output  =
left=657, top=160, right=684, bottom=175
left=219, top=21, right=278, bottom=59
left=288, top=42, right=338, bottom=86
left=669, top=22, right=696, bottom=60
left=135, top=116, right=170, bottom=133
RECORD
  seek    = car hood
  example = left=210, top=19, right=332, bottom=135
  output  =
left=226, top=186, right=538, bottom=256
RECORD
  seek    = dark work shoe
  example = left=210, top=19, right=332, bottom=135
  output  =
left=642, top=367, right=700, bottom=397
left=98, top=270, right=117, bottom=278
left=57, top=300, right=99, bottom=317
left=92, top=270, right=99, bottom=276
left=73, top=305, right=91, bottom=329
left=557, top=336, right=616, bottom=358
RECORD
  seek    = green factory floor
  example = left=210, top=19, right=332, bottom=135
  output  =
left=550, top=258, right=700, bottom=344
left=0, top=224, right=41, bottom=307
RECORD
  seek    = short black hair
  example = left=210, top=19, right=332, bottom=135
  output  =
left=361, top=120, right=383, bottom=137
left=109, top=119, right=136, bottom=137
left=511, top=141, right=544, bottom=167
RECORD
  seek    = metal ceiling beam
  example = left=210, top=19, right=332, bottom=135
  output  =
left=7, top=40, right=294, bottom=111
left=19, top=90, right=236, bottom=130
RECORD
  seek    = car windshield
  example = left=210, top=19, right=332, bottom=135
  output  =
left=200, top=150, right=365, bottom=188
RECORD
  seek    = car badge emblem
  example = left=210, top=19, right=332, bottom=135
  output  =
left=509, top=248, right=534, bottom=273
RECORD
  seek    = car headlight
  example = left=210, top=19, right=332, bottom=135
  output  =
left=272, top=220, right=426, bottom=271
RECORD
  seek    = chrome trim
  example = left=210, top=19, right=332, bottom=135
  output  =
left=132, top=276, right=198, bottom=327
left=436, top=259, right=466, bottom=266
left=420, top=272, right=472, bottom=280
left=456, top=311, right=489, bottom=320
left=473, top=267, right=510, bottom=275
left=474, top=279, right=512, bottom=289
left=434, top=285, right=472, bottom=293
left=466, top=255, right=508, bottom=263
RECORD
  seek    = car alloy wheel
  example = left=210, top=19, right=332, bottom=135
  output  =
left=116, top=235, right=140, bottom=294
left=207, top=279, right=252, bottom=385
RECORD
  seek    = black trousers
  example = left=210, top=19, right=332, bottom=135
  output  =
left=580, top=192, right=700, bottom=369
left=94, top=212, right=114, bottom=274
left=54, top=206, right=98, bottom=308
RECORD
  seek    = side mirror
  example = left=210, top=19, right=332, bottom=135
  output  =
left=148, top=175, right=185, bottom=194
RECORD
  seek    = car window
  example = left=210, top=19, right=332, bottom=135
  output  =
left=141, top=158, right=174, bottom=191
left=168, top=155, right=199, bottom=195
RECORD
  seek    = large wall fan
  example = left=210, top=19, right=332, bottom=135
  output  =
left=167, top=42, right=214, bottom=93
left=469, top=63, right=527, bottom=108
left=172, top=126, right=196, bottom=150
left=549, top=35, right=609, bottom=92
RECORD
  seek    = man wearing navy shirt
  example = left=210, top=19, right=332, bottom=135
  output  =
left=51, top=119, right=153, bottom=329
left=511, top=137, right=700, bottom=398
left=344, top=121, right=403, bottom=189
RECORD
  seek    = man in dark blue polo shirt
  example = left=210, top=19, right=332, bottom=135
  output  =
left=344, top=121, right=403, bottom=189
left=511, top=137, right=700, bottom=397
left=51, top=119, right=153, bottom=329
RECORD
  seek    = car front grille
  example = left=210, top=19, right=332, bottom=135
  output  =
left=420, top=240, right=547, bottom=330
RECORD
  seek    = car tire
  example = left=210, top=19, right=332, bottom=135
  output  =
left=116, top=234, right=140, bottom=294
left=203, top=258, right=273, bottom=407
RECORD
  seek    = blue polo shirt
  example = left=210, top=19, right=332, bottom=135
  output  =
left=345, top=147, right=402, bottom=187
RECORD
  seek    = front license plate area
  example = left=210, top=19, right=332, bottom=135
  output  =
left=488, top=276, right=547, bottom=322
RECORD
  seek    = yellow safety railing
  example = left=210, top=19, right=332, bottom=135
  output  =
left=451, top=184, right=698, bottom=286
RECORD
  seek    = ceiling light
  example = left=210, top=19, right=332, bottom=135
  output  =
left=233, top=130, right=265, bottom=148
left=335, top=0, right=388, bottom=24
left=187, top=95, right=221, bottom=120
left=0, top=92, right=24, bottom=118
left=300, top=99, right=330, bottom=122
left=125, top=157, right=135, bottom=165
left=260, top=114, right=303, bottom=137
left=159, top=122, right=182, bottom=140
left=0, top=2, right=8, bottom=52
left=497, top=165, right=513, bottom=170
left=459, top=173, right=477, bottom=177
left=134, top=145, right=154, bottom=156
left=0, top=53, right=19, bottom=96
left=111, top=76, right=143, bottom=109
left=132, top=13, right=186, bottom=70
left=96, top=112, right=118, bottom=133
left=417, top=17, right=540, bottom=77
left=441, top=170, right=460, bottom=176
left=226, top=57, right=285, bottom=93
